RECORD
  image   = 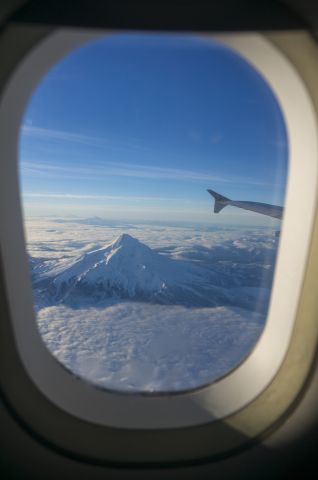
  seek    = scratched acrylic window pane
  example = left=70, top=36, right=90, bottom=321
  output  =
left=19, top=34, right=288, bottom=393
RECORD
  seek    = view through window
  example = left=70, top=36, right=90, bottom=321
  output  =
left=19, top=33, right=288, bottom=393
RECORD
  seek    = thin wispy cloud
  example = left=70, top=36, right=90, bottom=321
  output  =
left=20, top=127, right=285, bottom=188
left=20, top=160, right=278, bottom=187
left=22, top=192, right=192, bottom=203
left=20, top=125, right=152, bottom=154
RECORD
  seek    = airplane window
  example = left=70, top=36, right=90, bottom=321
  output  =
left=19, top=33, right=288, bottom=393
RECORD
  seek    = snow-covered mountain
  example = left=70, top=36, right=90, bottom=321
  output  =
left=32, top=233, right=231, bottom=307
left=30, top=233, right=273, bottom=312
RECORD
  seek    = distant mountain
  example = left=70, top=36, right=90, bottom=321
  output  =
left=54, top=216, right=120, bottom=226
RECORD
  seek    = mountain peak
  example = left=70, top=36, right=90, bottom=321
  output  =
left=116, top=233, right=135, bottom=243
left=111, top=233, right=142, bottom=249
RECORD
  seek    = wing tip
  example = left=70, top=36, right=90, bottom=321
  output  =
left=207, top=189, right=230, bottom=214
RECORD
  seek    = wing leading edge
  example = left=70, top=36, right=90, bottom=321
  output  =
left=207, top=189, right=283, bottom=220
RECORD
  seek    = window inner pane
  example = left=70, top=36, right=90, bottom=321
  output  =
left=19, top=33, right=288, bottom=393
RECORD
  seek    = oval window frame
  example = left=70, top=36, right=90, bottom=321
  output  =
left=0, top=29, right=317, bottom=430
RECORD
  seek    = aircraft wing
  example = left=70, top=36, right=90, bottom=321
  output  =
left=207, top=189, right=283, bottom=220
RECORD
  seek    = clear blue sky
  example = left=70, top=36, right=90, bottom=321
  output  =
left=19, top=33, right=288, bottom=226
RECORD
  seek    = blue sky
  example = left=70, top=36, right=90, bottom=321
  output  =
left=19, top=33, right=288, bottom=226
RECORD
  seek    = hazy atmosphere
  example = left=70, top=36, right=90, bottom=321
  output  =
left=20, top=33, right=288, bottom=392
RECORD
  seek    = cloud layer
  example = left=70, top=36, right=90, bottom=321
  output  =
left=27, top=218, right=279, bottom=392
